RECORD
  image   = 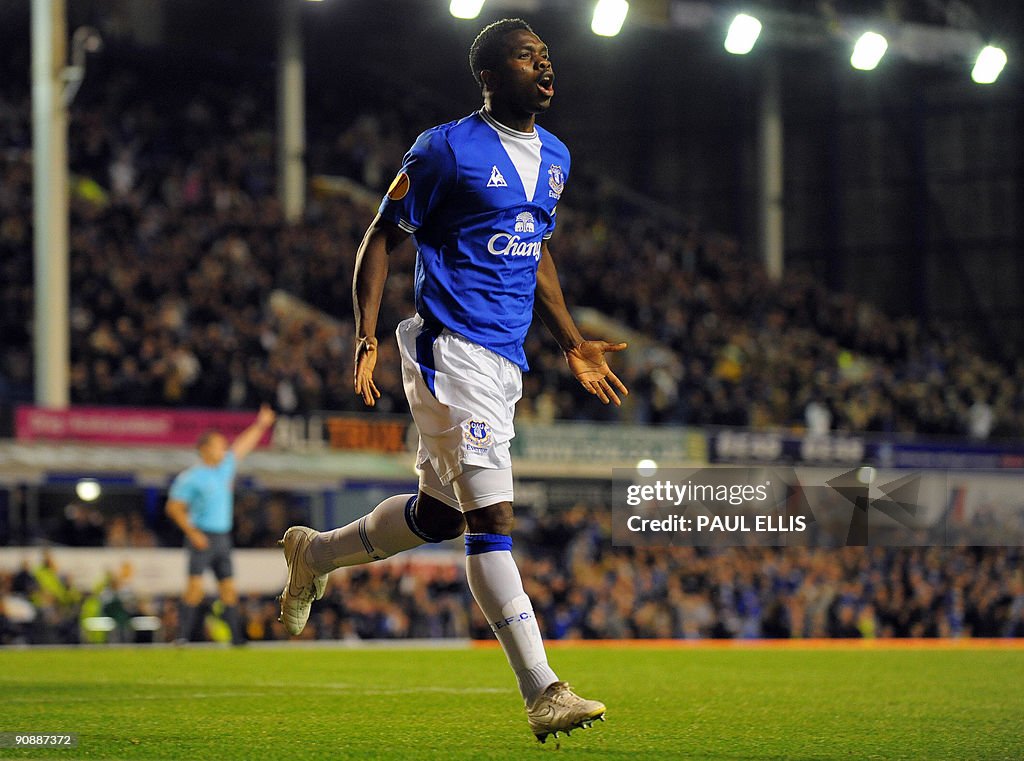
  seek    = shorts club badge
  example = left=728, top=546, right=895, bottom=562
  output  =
left=463, top=420, right=493, bottom=454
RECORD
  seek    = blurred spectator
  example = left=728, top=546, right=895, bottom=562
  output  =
left=967, top=395, right=994, bottom=440
left=805, top=399, right=833, bottom=435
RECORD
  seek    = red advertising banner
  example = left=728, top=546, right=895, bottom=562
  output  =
left=14, top=406, right=272, bottom=447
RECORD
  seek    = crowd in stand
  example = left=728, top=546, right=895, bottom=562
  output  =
left=3, top=50, right=1024, bottom=437
left=3, top=505, right=1022, bottom=645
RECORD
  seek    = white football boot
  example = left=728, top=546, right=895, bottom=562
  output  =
left=277, top=526, right=327, bottom=635
left=526, top=681, right=606, bottom=743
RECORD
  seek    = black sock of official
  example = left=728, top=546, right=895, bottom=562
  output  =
left=223, top=605, right=243, bottom=644
left=178, top=603, right=199, bottom=642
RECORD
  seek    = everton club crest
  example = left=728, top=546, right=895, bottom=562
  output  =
left=463, top=420, right=493, bottom=453
left=548, top=164, right=564, bottom=199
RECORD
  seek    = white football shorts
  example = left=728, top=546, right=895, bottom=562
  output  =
left=396, top=314, right=520, bottom=512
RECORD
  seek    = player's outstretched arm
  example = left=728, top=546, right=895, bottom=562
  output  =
left=534, top=241, right=629, bottom=406
left=353, top=214, right=409, bottom=407
left=231, top=404, right=276, bottom=460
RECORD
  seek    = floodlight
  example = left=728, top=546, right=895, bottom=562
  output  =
left=972, top=45, right=1007, bottom=84
left=724, top=13, right=762, bottom=55
left=450, top=0, right=485, bottom=20
left=592, top=0, right=629, bottom=37
left=851, top=31, right=888, bottom=70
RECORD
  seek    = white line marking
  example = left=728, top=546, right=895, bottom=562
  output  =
left=4, top=685, right=507, bottom=704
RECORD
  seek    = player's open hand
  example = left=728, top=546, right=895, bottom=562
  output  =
left=353, top=336, right=382, bottom=407
left=256, top=404, right=276, bottom=428
left=566, top=340, right=629, bottom=406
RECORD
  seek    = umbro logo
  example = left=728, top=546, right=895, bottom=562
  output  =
left=487, top=165, right=507, bottom=188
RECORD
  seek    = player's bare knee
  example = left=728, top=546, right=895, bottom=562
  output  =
left=465, top=502, right=514, bottom=535
left=415, top=492, right=466, bottom=541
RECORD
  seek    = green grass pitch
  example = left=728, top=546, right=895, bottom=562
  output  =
left=1, top=643, right=1022, bottom=760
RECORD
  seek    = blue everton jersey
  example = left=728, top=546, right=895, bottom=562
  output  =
left=379, top=109, right=570, bottom=370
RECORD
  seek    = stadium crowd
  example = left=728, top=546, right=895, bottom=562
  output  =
left=2, top=505, right=1022, bottom=645
left=3, top=50, right=1024, bottom=438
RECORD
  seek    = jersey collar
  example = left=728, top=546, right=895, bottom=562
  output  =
left=478, top=109, right=538, bottom=141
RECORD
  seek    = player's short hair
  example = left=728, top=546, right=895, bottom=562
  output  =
left=469, top=18, right=534, bottom=89
left=196, top=429, right=222, bottom=450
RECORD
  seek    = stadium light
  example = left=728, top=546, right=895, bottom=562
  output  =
left=449, top=0, right=485, bottom=19
left=591, top=0, right=629, bottom=38
left=724, top=13, right=762, bottom=55
left=850, top=31, right=888, bottom=71
left=75, top=478, right=101, bottom=502
left=972, top=45, right=1007, bottom=84
left=636, top=459, right=658, bottom=477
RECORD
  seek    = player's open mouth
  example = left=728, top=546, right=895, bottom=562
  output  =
left=537, top=73, right=554, bottom=97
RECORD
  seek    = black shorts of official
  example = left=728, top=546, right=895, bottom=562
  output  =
left=187, top=531, right=234, bottom=580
